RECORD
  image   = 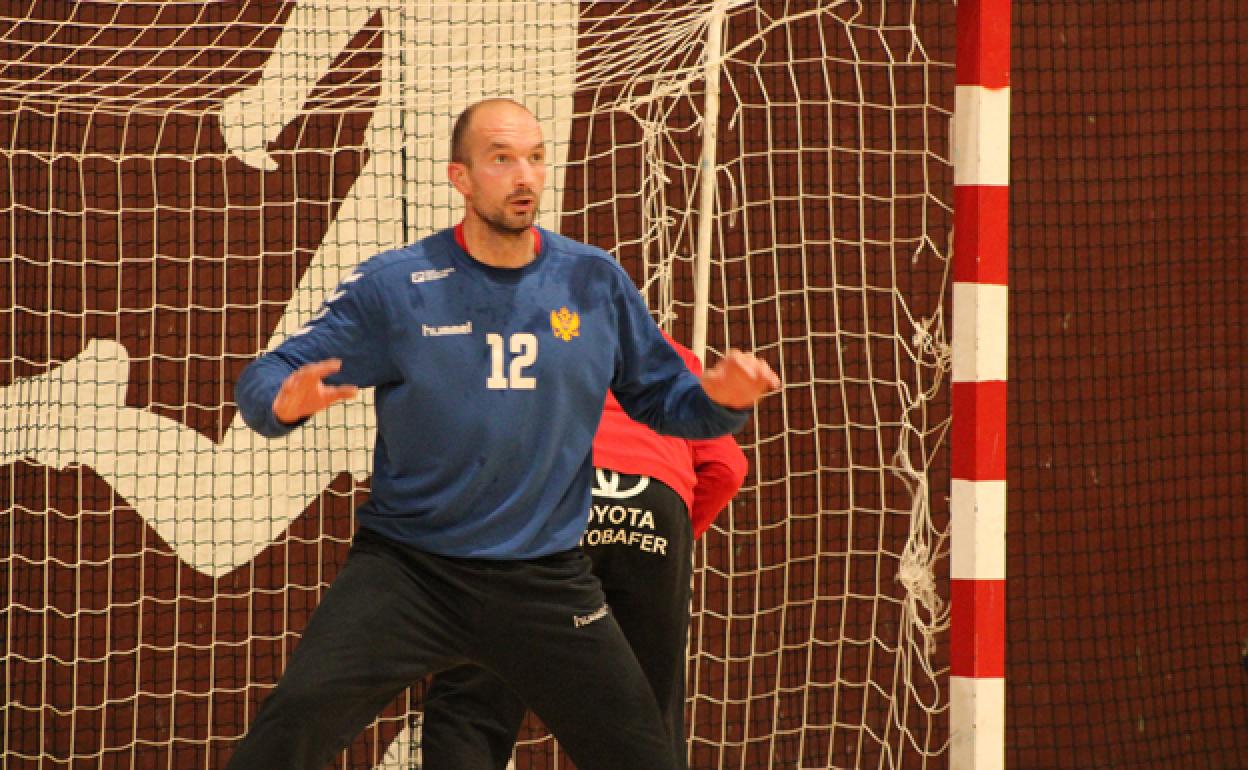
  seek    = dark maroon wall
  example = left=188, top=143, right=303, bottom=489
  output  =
left=1009, top=2, right=1247, bottom=766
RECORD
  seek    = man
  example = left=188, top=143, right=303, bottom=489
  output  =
left=225, top=97, right=779, bottom=770
left=421, top=333, right=749, bottom=770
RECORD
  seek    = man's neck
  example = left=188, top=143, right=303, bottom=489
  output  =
left=459, top=216, right=536, bottom=269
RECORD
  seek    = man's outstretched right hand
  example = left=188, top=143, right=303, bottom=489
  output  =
left=272, top=359, right=360, bottom=424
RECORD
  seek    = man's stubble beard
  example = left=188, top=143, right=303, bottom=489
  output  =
left=474, top=201, right=538, bottom=236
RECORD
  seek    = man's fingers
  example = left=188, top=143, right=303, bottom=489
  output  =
left=274, top=360, right=356, bottom=423
left=701, top=350, right=781, bottom=409
left=324, top=384, right=359, bottom=403
left=754, top=358, right=781, bottom=390
left=723, top=350, right=780, bottom=391
left=286, top=359, right=344, bottom=391
left=298, top=358, right=344, bottom=380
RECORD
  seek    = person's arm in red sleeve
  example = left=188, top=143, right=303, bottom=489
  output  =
left=659, top=331, right=751, bottom=536
left=688, top=433, right=748, bottom=538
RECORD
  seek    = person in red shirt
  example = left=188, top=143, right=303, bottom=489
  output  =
left=420, top=333, right=749, bottom=770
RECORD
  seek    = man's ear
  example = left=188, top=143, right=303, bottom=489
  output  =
left=447, top=162, right=471, bottom=197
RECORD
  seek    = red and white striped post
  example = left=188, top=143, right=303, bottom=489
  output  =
left=951, top=0, right=1009, bottom=768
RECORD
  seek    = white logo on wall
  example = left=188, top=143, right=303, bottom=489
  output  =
left=1, top=2, right=578, bottom=587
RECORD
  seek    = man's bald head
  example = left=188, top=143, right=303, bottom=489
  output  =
left=446, top=98, right=546, bottom=240
left=450, top=98, right=536, bottom=165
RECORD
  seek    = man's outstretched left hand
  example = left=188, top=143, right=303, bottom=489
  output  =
left=700, top=349, right=781, bottom=409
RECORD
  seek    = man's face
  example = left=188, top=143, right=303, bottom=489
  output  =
left=451, top=104, right=547, bottom=234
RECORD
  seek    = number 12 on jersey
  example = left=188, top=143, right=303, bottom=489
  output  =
left=486, top=332, right=538, bottom=390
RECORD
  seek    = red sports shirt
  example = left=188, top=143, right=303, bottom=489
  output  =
left=593, top=334, right=749, bottom=538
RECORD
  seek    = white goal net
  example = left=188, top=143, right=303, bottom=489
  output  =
left=1, top=2, right=956, bottom=768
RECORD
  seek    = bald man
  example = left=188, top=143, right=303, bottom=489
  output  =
left=224, top=98, right=779, bottom=770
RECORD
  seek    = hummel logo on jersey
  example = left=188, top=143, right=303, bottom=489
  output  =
left=422, top=321, right=472, bottom=336
left=550, top=306, right=580, bottom=341
left=573, top=603, right=609, bottom=628
left=411, top=267, right=455, bottom=284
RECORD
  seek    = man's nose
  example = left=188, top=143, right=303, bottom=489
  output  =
left=515, top=158, right=541, bottom=187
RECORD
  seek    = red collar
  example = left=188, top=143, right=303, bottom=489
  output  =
left=454, top=222, right=542, bottom=258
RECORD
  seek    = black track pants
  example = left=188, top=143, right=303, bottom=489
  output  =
left=222, top=526, right=679, bottom=770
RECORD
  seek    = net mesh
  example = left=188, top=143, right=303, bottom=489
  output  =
left=1, top=2, right=956, bottom=768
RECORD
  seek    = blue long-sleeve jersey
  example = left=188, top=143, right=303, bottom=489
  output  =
left=235, top=226, right=749, bottom=559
